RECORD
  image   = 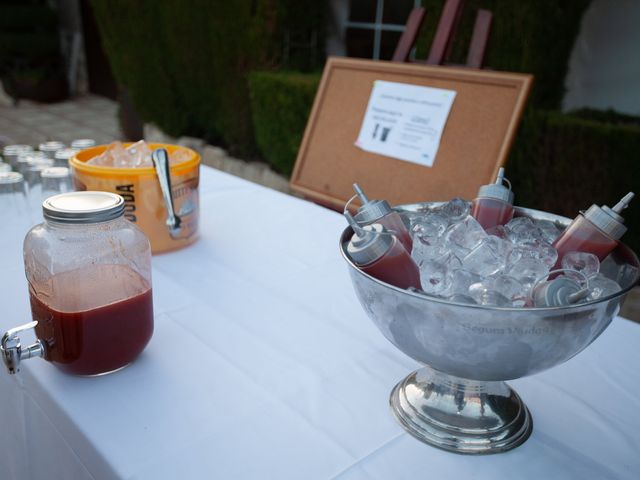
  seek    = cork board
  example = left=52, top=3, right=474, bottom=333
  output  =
left=290, top=57, right=532, bottom=210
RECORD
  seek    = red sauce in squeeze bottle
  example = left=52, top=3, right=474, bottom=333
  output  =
left=352, top=183, right=413, bottom=252
left=552, top=192, right=634, bottom=266
left=471, top=168, right=515, bottom=230
left=344, top=211, right=421, bottom=290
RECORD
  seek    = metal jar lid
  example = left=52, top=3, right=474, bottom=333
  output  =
left=39, top=141, right=65, bottom=153
left=54, top=148, right=79, bottom=161
left=347, top=223, right=394, bottom=265
left=3, top=144, right=32, bottom=157
left=0, top=172, right=24, bottom=184
left=41, top=166, right=70, bottom=178
left=43, top=191, right=124, bottom=224
left=70, top=139, right=96, bottom=149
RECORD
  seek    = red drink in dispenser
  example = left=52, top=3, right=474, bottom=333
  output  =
left=1, top=191, right=154, bottom=376
left=30, top=265, right=153, bottom=375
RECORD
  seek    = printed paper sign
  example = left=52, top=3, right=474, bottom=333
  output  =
left=355, top=80, right=456, bottom=167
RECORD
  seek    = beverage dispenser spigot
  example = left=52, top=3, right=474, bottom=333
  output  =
left=1, top=322, right=44, bottom=374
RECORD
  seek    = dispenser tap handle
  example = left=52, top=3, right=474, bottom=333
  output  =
left=1, top=321, right=44, bottom=374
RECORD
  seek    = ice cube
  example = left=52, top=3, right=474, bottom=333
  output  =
left=409, top=213, right=449, bottom=240
left=534, top=219, right=563, bottom=244
left=505, top=257, right=550, bottom=290
left=87, top=141, right=157, bottom=168
left=445, top=269, right=483, bottom=296
left=484, top=274, right=528, bottom=306
left=508, top=240, right=558, bottom=268
left=585, top=273, right=621, bottom=301
left=170, top=148, right=193, bottom=164
left=462, top=237, right=509, bottom=276
left=126, top=140, right=153, bottom=167
left=412, top=239, right=446, bottom=264
left=561, top=251, right=600, bottom=282
left=435, top=197, right=470, bottom=223
left=446, top=293, right=477, bottom=304
left=411, top=214, right=449, bottom=263
left=486, top=224, right=508, bottom=240
left=418, top=252, right=461, bottom=295
left=505, top=216, right=543, bottom=244
left=86, top=142, right=127, bottom=167
left=468, top=282, right=511, bottom=306
left=442, top=215, right=487, bottom=260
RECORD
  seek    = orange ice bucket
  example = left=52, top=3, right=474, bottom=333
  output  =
left=69, top=143, right=200, bottom=253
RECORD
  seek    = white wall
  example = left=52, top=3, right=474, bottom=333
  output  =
left=326, top=0, right=349, bottom=56
left=563, top=0, right=640, bottom=115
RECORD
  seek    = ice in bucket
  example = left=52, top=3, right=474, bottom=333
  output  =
left=70, top=142, right=200, bottom=253
left=86, top=141, right=189, bottom=168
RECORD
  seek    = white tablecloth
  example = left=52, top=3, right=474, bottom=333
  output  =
left=1, top=167, right=639, bottom=479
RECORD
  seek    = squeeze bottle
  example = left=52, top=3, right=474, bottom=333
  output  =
left=471, top=168, right=515, bottom=229
left=344, top=212, right=420, bottom=290
left=552, top=192, right=634, bottom=266
left=352, top=183, right=413, bottom=252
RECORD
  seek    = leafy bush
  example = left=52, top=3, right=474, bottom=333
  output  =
left=509, top=110, right=640, bottom=251
left=90, top=0, right=326, bottom=156
left=0, top=1, right=66, bottom=102
left=248, top=71, right=320, bottom=175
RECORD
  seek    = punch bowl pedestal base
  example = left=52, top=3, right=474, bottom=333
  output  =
left=390, top=366, right=532, bottom=454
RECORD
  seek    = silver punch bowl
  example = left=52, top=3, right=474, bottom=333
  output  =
left=340, top=204, right=640, bottom=454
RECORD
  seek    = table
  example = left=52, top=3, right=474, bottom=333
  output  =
left=1, top=166, right=639, bottom=479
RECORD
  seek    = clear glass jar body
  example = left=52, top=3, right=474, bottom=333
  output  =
left=23, top=215, right=153, bottom=375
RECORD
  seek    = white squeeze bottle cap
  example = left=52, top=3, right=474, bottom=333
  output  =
left=584, top=192, right=634, bottom=240
left=477, top=168, right=514, bottom=204
left=352, top=183, right=393, bottom=224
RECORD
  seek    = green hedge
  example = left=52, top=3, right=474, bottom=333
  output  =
left=90, top=0, right=326, bottom=156
left=417, top=0, right=591, bottom=109
left=248, top=71, right=320, bottom=175
left=509, top=110, right=640, bottom=252
left=0, top=5, right=58, bottom=31
left=0, top=32, right=59, bottom=60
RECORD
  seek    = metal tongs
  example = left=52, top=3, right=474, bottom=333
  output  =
left=152, top=148, right=182, bottom=238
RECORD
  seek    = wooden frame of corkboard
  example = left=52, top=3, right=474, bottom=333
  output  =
left=290, top=57, right=532, bottom=210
